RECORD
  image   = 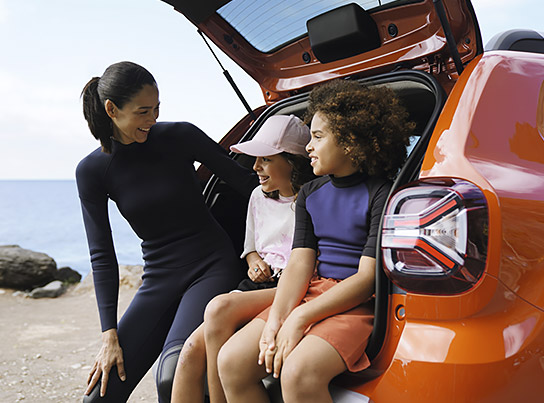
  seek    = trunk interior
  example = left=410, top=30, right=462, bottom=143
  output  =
left=204, top=70, right=446, bottom=373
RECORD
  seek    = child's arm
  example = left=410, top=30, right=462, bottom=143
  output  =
left=264, top=255, right=375, bottom=377
left=288, top=255, right=375, bottom=327
left=258, top=247, right=316, bottom=370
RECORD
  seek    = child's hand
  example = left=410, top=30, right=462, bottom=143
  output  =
left=266, top=309, right=307, bottom=378
left=247, top=260, right=272, bottom=283
left=258, top=318, right=281, bottom=372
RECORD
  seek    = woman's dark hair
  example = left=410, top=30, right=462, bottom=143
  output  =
left=263, top=152, right=316, bottom=200
left=304, top=79, right=415, bottom=179
left=81, top=61, right=157, bottom=153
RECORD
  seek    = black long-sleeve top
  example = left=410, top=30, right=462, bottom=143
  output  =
left=76, top=122, right=257, bottom=331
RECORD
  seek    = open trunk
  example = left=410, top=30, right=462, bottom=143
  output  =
left=204, top=70, right=446, bottom=397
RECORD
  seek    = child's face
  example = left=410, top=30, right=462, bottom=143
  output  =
left=307, top=112, right=356, bottom=177
left=253, top=154, right=294, bottom=197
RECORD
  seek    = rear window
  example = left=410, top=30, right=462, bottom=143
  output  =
left=217, top=0, right=403, bottom=52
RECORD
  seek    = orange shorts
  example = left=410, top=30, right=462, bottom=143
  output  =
left=256, top=276, right=374, bottom=372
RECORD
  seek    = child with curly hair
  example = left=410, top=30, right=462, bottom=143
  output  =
left=217, top=80, right=414, bottom=403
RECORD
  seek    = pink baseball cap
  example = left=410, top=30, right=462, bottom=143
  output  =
left=230, top=115, right=310, bottom=157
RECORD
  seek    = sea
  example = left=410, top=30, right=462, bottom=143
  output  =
left=0, top=180, right=143, bottom=277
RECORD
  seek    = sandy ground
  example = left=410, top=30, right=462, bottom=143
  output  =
left=0, top=282, right=157, bottom=402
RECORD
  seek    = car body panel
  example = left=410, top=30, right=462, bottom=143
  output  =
left=421, top=50, right=544, bottom=311
left=333, top=51, right=544, bottom=401
left=337, top=279, right=544, bottom=401
left=163, top=0, right=481, bottom=103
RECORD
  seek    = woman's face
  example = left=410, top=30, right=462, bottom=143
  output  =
left=307, top=112, right=356, bottom=177
left=107, top=84, right=160, bottom=145
left=253, top=154, right=293, bottom=197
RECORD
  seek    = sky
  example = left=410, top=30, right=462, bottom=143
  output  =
left=0, top=0, right=542, bottom=180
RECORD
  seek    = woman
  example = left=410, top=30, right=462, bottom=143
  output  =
left=76, top=61, right=257, bottom=402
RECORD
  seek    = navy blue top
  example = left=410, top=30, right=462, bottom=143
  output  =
left=293, top=172, right=391, bottom=279
left=76, top=122, right=257, bottom=331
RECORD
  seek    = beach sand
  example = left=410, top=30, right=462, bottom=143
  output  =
left=0, top=282, right=156, bottom=402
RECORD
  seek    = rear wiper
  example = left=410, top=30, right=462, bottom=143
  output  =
left=198, top=29, right=257, bottom=121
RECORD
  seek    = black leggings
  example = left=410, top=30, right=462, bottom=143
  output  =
left=83, top=246, right=241, bottom=403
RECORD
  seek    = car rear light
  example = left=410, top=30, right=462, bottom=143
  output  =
left=382, top=179, right=488, bottom=295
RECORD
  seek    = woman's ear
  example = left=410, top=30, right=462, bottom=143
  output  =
left=104, top=99, right=116, bottom=119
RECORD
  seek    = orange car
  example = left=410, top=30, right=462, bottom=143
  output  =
left=162, top=0, right=544, bottom=401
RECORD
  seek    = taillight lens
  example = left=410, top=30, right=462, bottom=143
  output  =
left=382, top=179, right=488, bottom=295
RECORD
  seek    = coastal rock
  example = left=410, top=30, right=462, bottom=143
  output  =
left=0, top=245, right=57, bottom=290
left=29, top=280, right=66, bottom=299
left=74, top=264, right=144, bottom=294
left=54, top=266, right=82, bottom=284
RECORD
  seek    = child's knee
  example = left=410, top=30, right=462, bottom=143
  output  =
left=216, top=340, right=235, bottom=377
left=281, top=357, right=313, bottom=396
left=204, top=293, right=233, bottom=323
left=216, top=337, right=249, bottom=384
left=204, top=294, right=238, bottom=340
left=178, top=333, right=205, bottom=367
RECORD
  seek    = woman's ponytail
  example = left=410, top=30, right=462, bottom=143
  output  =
left=81, top=77, right=113, bottom=153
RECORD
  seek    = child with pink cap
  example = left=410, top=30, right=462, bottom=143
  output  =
left=171, top=114, right=314, bottom=403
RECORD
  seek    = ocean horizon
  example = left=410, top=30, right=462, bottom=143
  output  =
left=0, top=180, right=143, bottom=277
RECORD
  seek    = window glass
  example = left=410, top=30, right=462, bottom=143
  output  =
left=217, top=0, right=400, bottom=52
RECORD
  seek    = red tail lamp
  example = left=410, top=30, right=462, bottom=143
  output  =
left=382, top=179, right=488, bottom=295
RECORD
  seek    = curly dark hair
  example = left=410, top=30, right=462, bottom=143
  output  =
left=264, top=152, right=316, bottom=200
left=304, top=79, right=415, bottom=179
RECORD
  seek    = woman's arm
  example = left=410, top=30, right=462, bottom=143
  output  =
left=76, top=159, right=120, bottom=332
left=179, top=122, right=258, bottom=197
left=76, top=159, right=125, bottom=395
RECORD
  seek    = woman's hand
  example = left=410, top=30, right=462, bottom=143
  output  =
left=85, top=329, right=126, bottom=397
left=246, top=253, right=273, bottom=283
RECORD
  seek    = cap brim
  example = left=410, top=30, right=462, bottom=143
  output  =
left=230, top=140, right=282, bottom=157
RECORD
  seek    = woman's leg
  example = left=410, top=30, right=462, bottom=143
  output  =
left=157, top=249, right=242, bottom=402
left=83, top=276, right=185, bottom=403
left=171, top=324, right=207, bottom=403
left=204, top=289, right=276, bottom=403
left=217, top=318, right=270, bottom=403
left=280, top=335, right=347, bottom=403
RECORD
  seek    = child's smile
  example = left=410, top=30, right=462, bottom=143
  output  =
left=253, top=155, right=294, bottom=197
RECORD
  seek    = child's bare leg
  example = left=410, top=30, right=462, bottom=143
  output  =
left=217, top=318, right=270, bottom=402
left=280, top=335, right=347, bottom=403
left=204, top=289, right=275, bottom=403
left=171, top=324, right=206, bottom=403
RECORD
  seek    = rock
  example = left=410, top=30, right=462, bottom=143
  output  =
left=54, top=267, right=81, bottom=284
left=74, top=264, right=144, bottom=294
left=29, top=281, right=66, bottom=299
left=0, top=245, right=56, bottom=290
left=118, top=265, right=144, bottom=289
